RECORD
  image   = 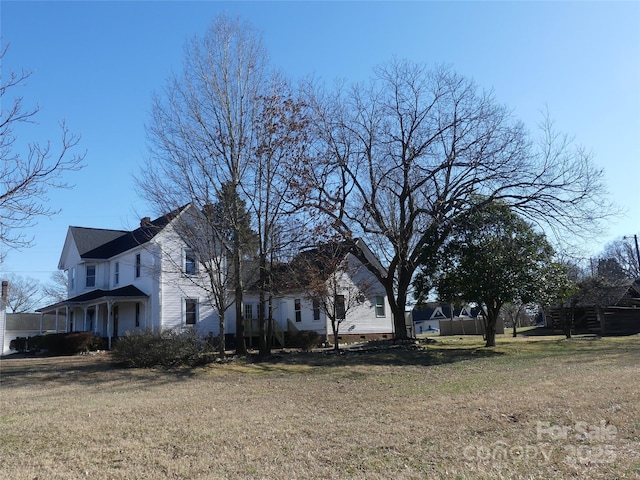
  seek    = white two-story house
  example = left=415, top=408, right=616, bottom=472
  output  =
left=37, top=204, right=221, bottom=347
left=37, top=205, right=393, bottom=347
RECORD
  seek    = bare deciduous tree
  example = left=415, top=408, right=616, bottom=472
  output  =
left=42, top=270, right=68, bottom=304
left=296, top=60, right=613, bottom=341
left=243, top=75, right=311, bottom=356
left=173, top=203, right=236, bottom=358
left=0, top=44, right=85, bottom=261
left=139, top=16, right=269, bottom=355
left=294, top=241, right=372, bottom=351
left=4, top=273, right=43, bottom=313
left=600, top=236, right=640, bottom=279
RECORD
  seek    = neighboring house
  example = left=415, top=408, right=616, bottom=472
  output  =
left=37, top=206, right=392, bottom=347
left=412, top=303, right=504, bottom=336
left=546, top=278, right=640, bottom=335
left=2, top=313, right=65, bottom=354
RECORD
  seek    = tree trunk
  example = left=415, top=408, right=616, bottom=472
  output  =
left=484, top=303, right=501, bottom=347
left=218, top=312, right=226, bottom=358
left=234, top=246, right=247, bottom=355
left=267, top=297, right=274, bottom=350
left=485, top=317, right=497, bottom=347
left=563, top=307, right=573, bottom=339
left=390, top=281, right=409, bottom=341
left=258, top=289, right=269, bottom=357
left=332, top=320, right=340, bottom=351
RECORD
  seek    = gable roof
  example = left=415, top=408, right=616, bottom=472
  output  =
left=569, top=278, right=640, bottom=308
left=69, top=227, right=128, bottom=257
left=412, top=303, right=480, bottom=322
left=70, top=205, right=189, bottom=260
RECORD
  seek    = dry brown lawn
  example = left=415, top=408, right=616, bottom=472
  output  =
left=1, top=333, right=639, bottom=479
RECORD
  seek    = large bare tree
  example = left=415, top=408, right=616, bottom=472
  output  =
left=139, top=16, right=269, bottom=355
left=3, top=273, right=43, bottom=313
left=0, top=44, right=85, bottom=261
left=297, top=60, right=612, bottom=340
left=243, top=74, right=311, bottom=356
left=599, top=236, right=640, bottom=279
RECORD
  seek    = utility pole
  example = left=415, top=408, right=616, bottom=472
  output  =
left=634, top=234, right=640, bottom=273
left=624, top=234, right=640, bottom=274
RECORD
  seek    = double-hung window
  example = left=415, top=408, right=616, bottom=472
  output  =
left=335, top=295, right=346, bottom=320
left=114, top=262, right=120, bottom=286
left=135, top=253, right=141, bottom=278
left=185, top=299, right=198, bottom=325
left=295, top=299, right=302, bottom=323
left=185, top=249, right=197, bottom=276
left=375, top=296, right=385, bottom=317
left=86, top=265, right=96, bottom=288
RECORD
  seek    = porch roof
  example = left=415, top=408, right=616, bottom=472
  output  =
left=37, top=285, right=148, bottom=312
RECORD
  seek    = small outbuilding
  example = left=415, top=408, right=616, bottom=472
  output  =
left=546, top=278, right=640, bottom=335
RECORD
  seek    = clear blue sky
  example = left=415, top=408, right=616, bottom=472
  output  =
left=1, top=1, right=639, bottom=288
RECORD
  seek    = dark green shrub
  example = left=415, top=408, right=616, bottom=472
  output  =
left=288, top=330, right=321, bottom=351
left=9, top=333, right=103, bottom=355
left=9, top=337, right=28, bottom=352
left=27, top=335, right=45, bottom=351
left=112, top=329, right=216, bottom=368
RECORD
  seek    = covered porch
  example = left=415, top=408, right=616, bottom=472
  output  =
left=37, top=285, right=150, bottom=349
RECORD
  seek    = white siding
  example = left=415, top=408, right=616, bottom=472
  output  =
left=153, top=224, right=219, bottom=334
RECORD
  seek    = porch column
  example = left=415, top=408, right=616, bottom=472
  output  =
left=39, top=312, right=43, bottom=335
left=145, top=299, right=150, bottom=331
left=65, top=306, right=70, bottom=332
left=107, top=301, right=113, bottom=350
left=55, top=309, right=59, bottom=333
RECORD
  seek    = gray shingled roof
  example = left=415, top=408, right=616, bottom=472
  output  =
left=71, top=205, right=189, bottom=260
left=69, top=227, right=128, bottom=258
left=37, top=285, right=148, bottom=312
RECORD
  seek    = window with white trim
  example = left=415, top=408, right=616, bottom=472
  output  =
left=185, top=249, right=197, bottom=275
left=245, top=304, right=253, bottom=320
left=86, top=265, right=96, bottom=288
left=185, top=298, right=198, bottom=325
left=335, top=295, right=346, bottom=320
left=135, top=253, right=141, bottom=278
left=295, top=299, right=302, bottom=322
left=114, top=262, right=120, bottom=286
left=375, top=296, right=385, bottom=317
